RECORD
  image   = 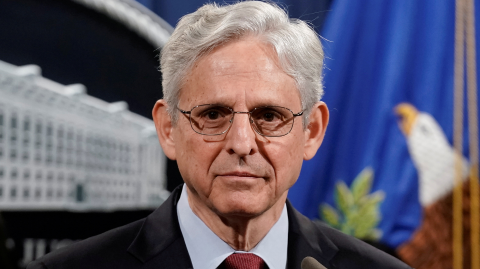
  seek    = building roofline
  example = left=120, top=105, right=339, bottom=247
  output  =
left=72, top=0, right=173, bottom=48
left=0, top=60, right=157, bottom=137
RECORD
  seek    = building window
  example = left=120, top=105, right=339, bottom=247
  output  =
left=10, top=149, right=17, bottom=161
left=10, top=187, right=17, bottom=198
left=46, top=123, right=53, bottom=136
left=35, top=171, right=42, bottom=181
left=46, top=154, right=53, bottom=164
left=36, top=120, right=42, bottom=134
left=57, top=127, right=64, bottom=166
left=35, top=120, right=42, bottom=146
left=35, top=188, right=41, bottom=199
left=47, top=172, right=54, bottom=182
left=10, top=168, right=18, bottom=180
left=23, top=170, right=30, bottom=181
left=24, top=117, right=30, bottom=131
left=23, top=116, right=30, bottom=149
left=23, top=136, right=29, bottom=146
left=23, top=188, right=30, bottom=198
left=35, top=152, right=41, bottom=163
left=10, top=130, right=17, bottom=144
left=10, top=114, right=17, bottom=144
left=10, top=114, right=17, bottom=129
left=46, top=123, right=53, bottom=151
left=35, top=134, right=41, bottom=148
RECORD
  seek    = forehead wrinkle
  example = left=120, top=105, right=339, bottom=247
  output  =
left=213, top=70, right=284, bottom=84
left=211, top=56, right=276, bottom=70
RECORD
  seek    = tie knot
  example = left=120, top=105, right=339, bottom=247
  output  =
left=223, top=253, right=266, bottom=269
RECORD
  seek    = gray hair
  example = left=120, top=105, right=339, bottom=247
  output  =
left=160, top=1, right=324, bottom=126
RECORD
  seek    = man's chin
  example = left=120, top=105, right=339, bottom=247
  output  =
left=214, top=207, right=266, bottom=220
left=208, top=197, right=275, bottom=220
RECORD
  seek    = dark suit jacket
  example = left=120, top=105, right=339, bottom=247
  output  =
left=27, top=186, right=412, bottom=269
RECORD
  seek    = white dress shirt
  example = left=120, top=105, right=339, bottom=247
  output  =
left=177, top=184, right=289, bottom=269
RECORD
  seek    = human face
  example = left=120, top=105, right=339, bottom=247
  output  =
left=173, top=37, right=307, bottom=218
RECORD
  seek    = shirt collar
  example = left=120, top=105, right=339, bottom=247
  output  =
left=177, top=184, right=288, bottom=269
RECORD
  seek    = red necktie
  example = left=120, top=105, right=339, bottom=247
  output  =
left=222, top=253, right=267, bottom=269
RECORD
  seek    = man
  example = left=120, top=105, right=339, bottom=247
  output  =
left=28, top=1, right=412, bottom=269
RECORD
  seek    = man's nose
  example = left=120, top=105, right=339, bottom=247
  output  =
left=224, top=112, right=258, bottom=157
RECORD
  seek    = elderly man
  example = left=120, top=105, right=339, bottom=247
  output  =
left=28, top=1, right=412, bottom=269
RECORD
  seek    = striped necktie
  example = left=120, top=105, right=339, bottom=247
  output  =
left=220, top=253, right=267, bottom=269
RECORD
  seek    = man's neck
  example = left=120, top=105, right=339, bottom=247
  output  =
left=186, top=187, right=288, bottom=251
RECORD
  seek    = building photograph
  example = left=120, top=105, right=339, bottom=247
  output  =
left=0, top=59, right=169, bottom=211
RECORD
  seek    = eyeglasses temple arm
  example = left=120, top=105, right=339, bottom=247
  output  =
left=177, top=107, right=191, bottom=115
left=293, top=110, right=304, bottom=117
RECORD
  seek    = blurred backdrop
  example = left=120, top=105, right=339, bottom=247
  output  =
left=0, top=0, right=479, bottom=268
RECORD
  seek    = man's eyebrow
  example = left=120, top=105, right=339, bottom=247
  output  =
left=203, top=101, right=234, bottom=107
left=190, top=99, right=289, bottom=109
left=250, top=102, right=283, bottom=107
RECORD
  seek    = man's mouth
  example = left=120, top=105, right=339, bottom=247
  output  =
left=218, top=171, right=261, bottom=178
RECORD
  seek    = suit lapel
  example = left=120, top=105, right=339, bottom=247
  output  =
left=127, top=186, right=193, bottom=269
left=286, top=200, right=338, bottom=269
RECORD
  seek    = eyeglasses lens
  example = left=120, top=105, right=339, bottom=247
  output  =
left=189, top=105, right=295, bottom=137
left=190, top=105, right=232, bottom=135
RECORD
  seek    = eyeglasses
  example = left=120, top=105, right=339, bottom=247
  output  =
left=177, top=104, right=304, bottom=137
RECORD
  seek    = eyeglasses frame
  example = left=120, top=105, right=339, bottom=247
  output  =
left=177, top=104, right=304, bottom=137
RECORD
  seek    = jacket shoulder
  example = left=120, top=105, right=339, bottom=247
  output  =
left=27, top=219, right=145, bottom=269
left=312, top=221, right=412, bottom=269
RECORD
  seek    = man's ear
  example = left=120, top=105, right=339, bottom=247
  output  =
left=303, top=101, right=329, bottom=160
left=152, top=100, right=176, bottom=160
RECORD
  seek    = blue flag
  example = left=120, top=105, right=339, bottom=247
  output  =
left=288, top=0, right=480, bottom=250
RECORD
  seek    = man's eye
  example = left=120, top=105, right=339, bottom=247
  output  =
left=255, top=108, right=282, bottom=122
left=199, top=108, right=228, bottom=120
left=207, top=111, right=220, bottom=120
left=262, top=112, right=276, bottom=121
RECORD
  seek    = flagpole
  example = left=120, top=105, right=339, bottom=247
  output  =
left=453, top=0, right=466, bottom=268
